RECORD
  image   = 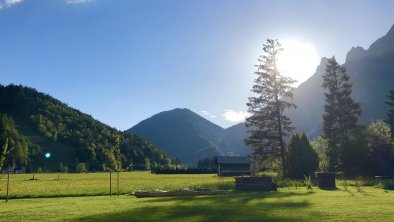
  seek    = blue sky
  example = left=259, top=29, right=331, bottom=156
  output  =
left=1, top=0, right=394, bottom=129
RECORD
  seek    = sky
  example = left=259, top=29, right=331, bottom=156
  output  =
left=1, top=0, right=394, bottom=130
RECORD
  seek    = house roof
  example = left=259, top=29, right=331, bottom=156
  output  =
left=215, top=156, right=251, bottom=164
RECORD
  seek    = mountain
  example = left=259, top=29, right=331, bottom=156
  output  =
left=128, top=108, right=223, bottom=165
left=128, top=25, right=394, bottom=164
left=128, top=108, right=252, bottom=165
left=219, top=122, right=250, bottom=156
left=289, top=24, right=394, bottom=136
left=0, top=84, right=173, bottom=172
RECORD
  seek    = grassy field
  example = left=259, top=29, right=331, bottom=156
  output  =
left=0, top=187, right=393, bottom=221
left=1, top=172, right=393, bottom=221
left=0, top=172, right=233, bottom=198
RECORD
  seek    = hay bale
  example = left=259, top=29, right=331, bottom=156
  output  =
left=235, top=176, right=277, bottom=191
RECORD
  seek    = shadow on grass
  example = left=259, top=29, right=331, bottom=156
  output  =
left=71, top=192, right=314, bottom=222
left=317, top=187, right=338, bottom=191
left=139, top=190, right=314, bottom=205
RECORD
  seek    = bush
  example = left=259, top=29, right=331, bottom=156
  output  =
left=76, top=163, right=87, bottom=173
left=355, top=177, right=363, bottom=192
left=58, top=162, right=68, bottom=173
left=376, top=179, right=394, bottom=190
left=304, top=175, right=313, bottom=190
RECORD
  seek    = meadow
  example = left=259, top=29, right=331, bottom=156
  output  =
left=1, top=172, right=394, bottom=221
left=0, top=187, right=393, bottom=221
left=0, top=172, right=233, bottom=198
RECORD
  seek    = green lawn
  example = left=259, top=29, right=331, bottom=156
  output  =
left=0, top=187, right=393, bottom=221
left=1, top=172, right=393, bottom=221
left=0, top=172, right=233, bottom=198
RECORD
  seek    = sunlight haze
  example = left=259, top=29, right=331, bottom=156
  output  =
left=277, top=39, right=320, bottom=87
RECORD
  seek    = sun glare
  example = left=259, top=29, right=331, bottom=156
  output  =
left=277, top=39, right=320, bottom=87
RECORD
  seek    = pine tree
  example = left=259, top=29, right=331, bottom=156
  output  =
left=322, top=56, right=361, bottom=172
left=385, top=86, right=394, bottom=137
left=246, top=39, right=296, bottom=177
left=286, top=133, right=319, bottom=179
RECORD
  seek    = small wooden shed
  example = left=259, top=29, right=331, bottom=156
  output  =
left=215, top=156, right=251, bottom=176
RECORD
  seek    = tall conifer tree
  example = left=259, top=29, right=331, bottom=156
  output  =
left=322, top=56, right=361, bottom=172
left=246, top=39, right=296, bottom=177
left=385, top=86, right=394, bottom=137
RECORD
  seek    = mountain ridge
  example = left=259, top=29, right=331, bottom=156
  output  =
left=289, top=24, right=394, bottom=136
left=128, top=108, right=251, bottom=165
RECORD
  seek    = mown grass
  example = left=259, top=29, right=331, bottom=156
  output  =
left=0, top=172, right=234, bottom=198
left=0, top=187, right=393, bottom=221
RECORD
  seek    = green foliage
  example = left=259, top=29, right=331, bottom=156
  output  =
left=58, top=162, right=68, bottom=173
left=0, top=84, right=173, bottom=171
left=366, top=119, right=394, bottom=176
left=310, top=136, right=329, bottom=172
left=304, top=175, right=313, bottom=190
left=75, top=163, right=87, bottom=173
left=246, top=39, right=296, bottom=177
left=378, top=180, right=394, bottom=190
left=36, top=167, right=43, bottom=173
left=286, top=133, right=318, bottom=179
left=367, top=119, right=392, bottom=145
left=354, top=177, right=363, bottom=192
left=385, top=85, right=394, bottom=137
left=0, top=138, right=8, bottom=169
left=341, top=127, right=370, bottom=177
left=322, top=57, right=361, bottom=172
left=0, top=113, right=30, bottom=168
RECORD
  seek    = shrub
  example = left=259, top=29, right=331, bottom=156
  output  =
left=37, top=167, right=43, bottom=173
left=304, top=175, right=313, bottom=190
left=58, top=162, right=68, bottom=173
left=355, top=177, right=363, bottom=192
left=76, top=163, right=87, bottom=173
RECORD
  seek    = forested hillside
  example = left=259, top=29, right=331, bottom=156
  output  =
left=0, top=84, right=173, bottom=172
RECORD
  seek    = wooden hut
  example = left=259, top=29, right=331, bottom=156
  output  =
left=215, top=156, right=251, bottom=176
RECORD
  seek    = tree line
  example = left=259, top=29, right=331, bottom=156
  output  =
left=246, top=39, right=394, bottom=178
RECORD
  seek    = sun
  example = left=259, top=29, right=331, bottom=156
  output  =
left=276, top=39, right=320, bottom=87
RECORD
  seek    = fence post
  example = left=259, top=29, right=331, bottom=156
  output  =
left=109, top=171, right=112, bottom=197
left=6, top=166, right=10, bottom=202
left=117, top=172, right=119, bottom=196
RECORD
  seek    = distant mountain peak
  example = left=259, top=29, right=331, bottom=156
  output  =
left=367, top=24, right=394, bottom=55
left=315, top=57, right=329, bottom=75
left=346, top=46, right=367, bottom=63
left=127, top=108, right=251, bottom=165
left=289, top=24, right=394, bottom=138
left=387, top=24, right=394, bottom=37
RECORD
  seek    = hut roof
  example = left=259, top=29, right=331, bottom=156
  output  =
left=215, top=156, right=250, bottom=164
